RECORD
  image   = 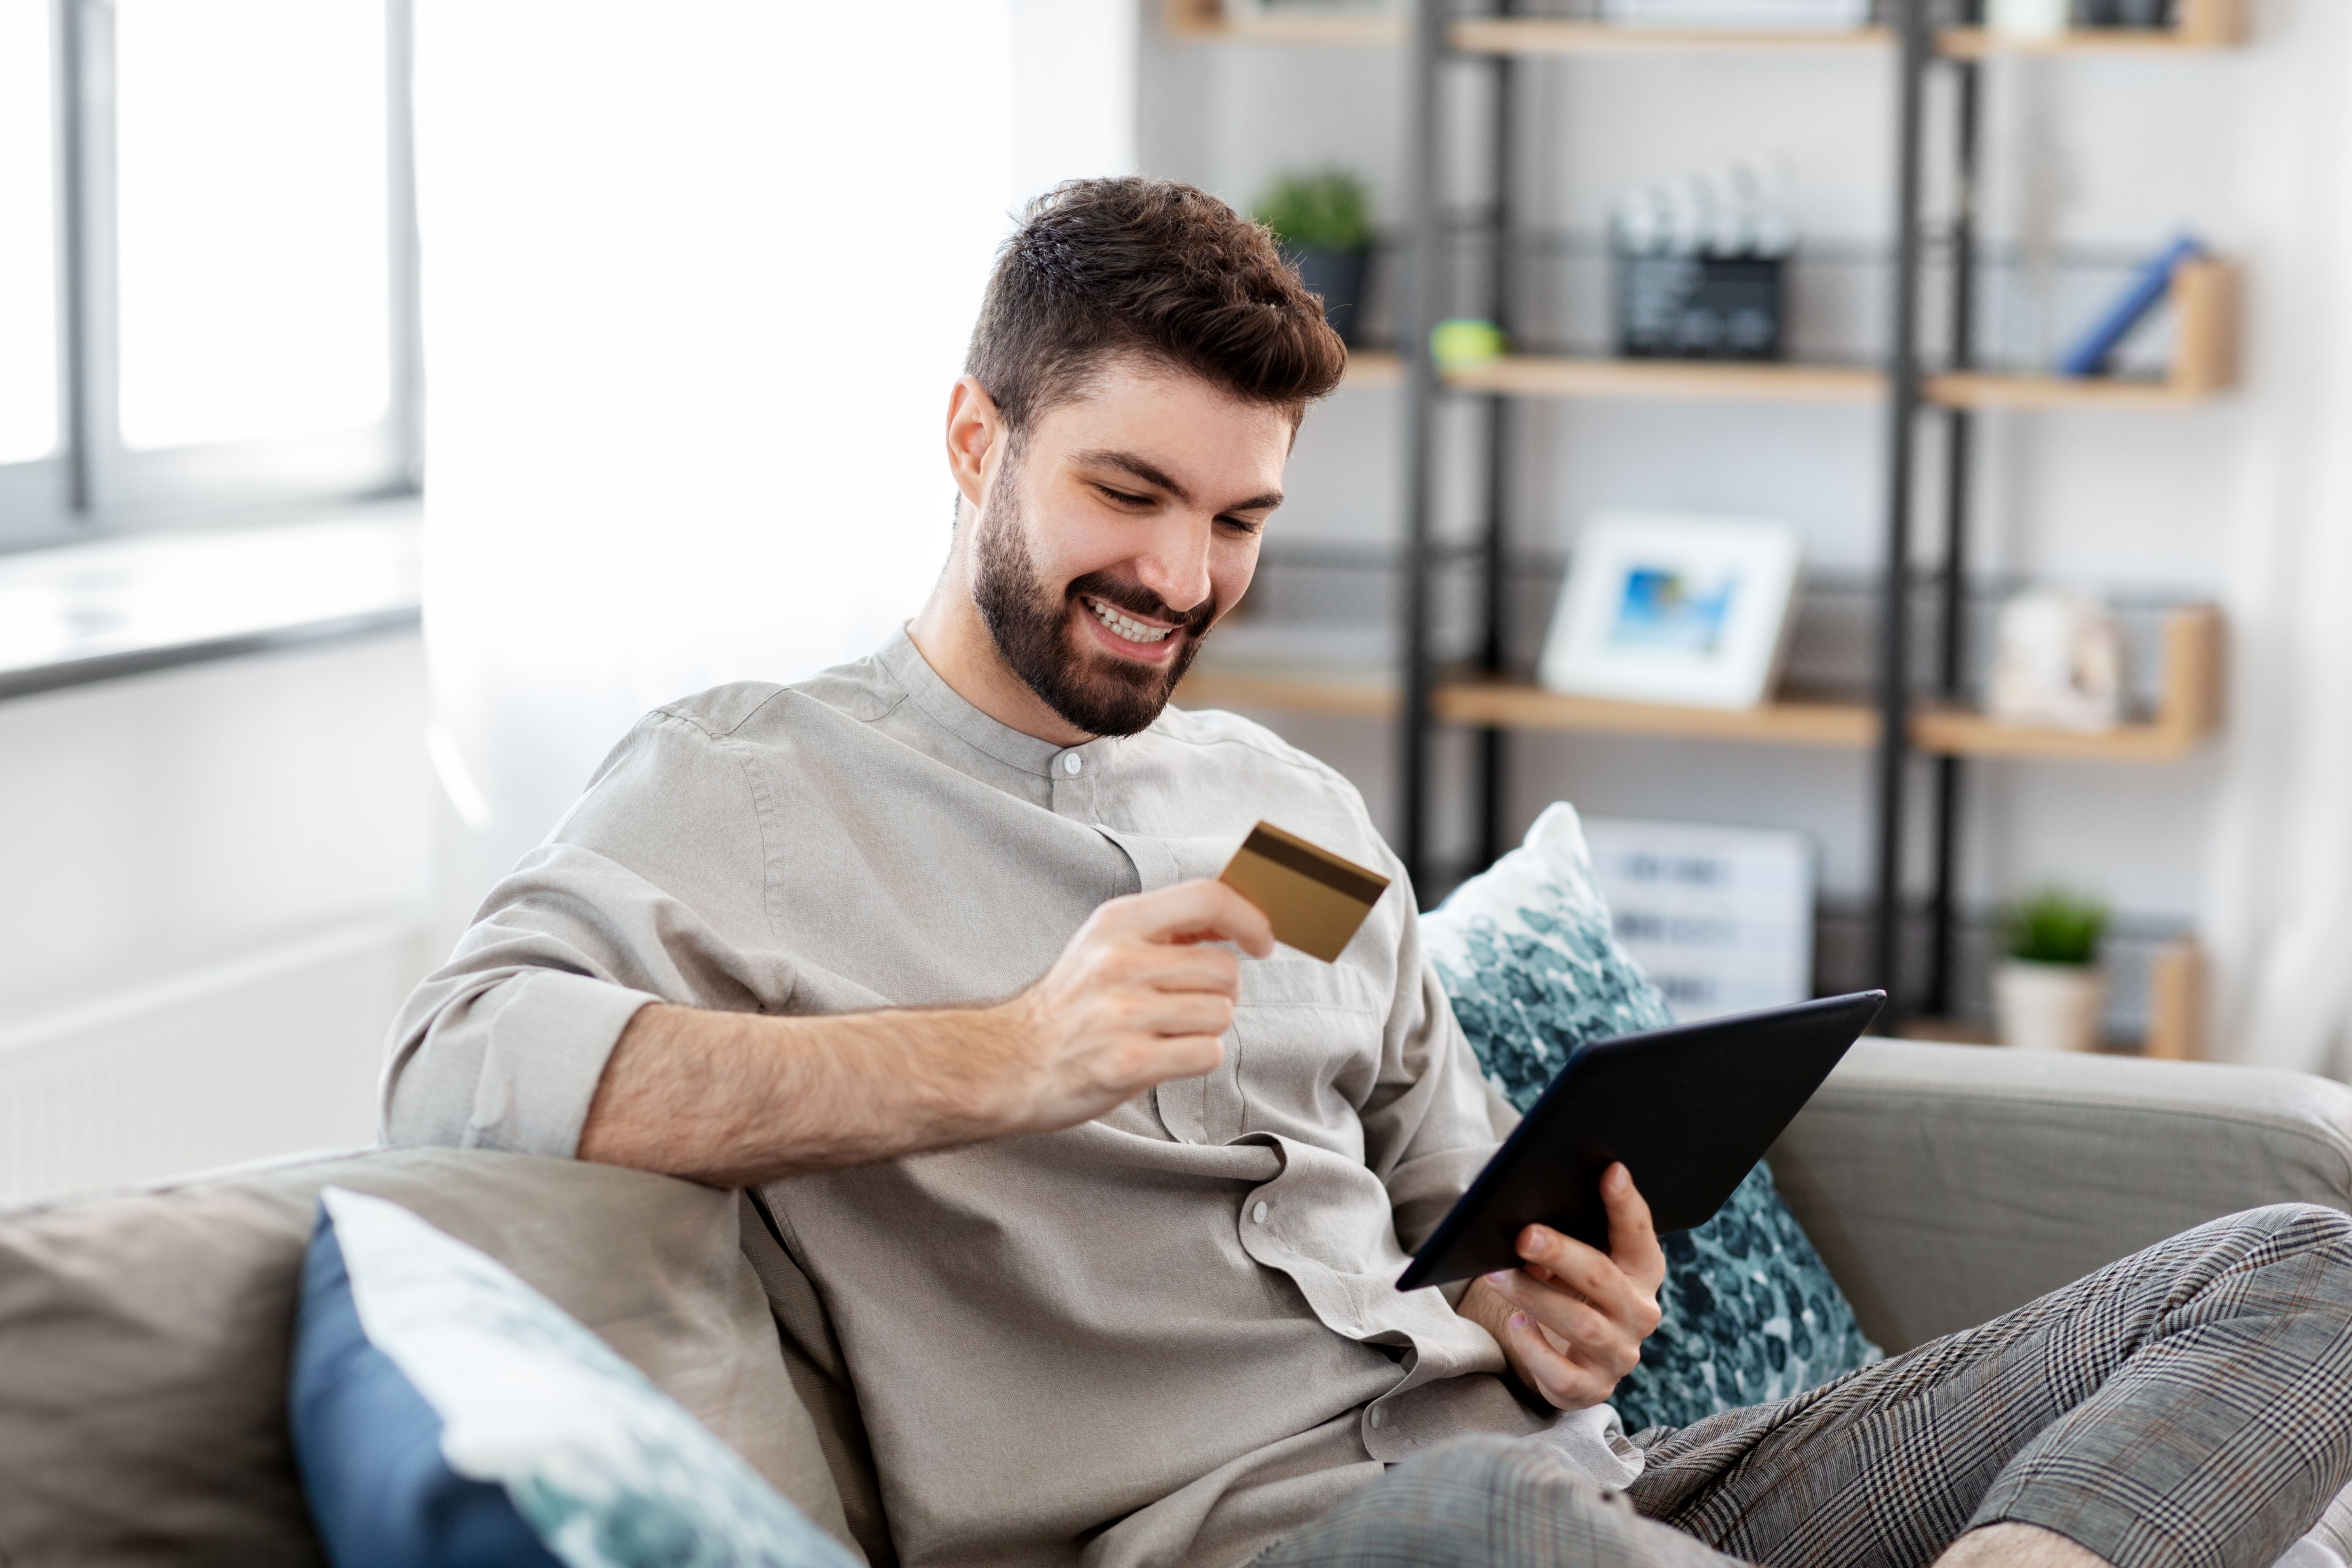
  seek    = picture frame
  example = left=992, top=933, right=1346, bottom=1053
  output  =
left=1537, top=511, right=1802, bottom=710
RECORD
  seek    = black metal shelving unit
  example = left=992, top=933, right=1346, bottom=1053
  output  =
left=1173, top=0, right=2239, bottom=1034
left=1394, top=0, right=1949, bottom=1015
left=1395, top=0, right=1530, bottom=895
left=1389, top=0, right=2216, bottom=1023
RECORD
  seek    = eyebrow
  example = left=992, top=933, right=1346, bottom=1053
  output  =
left=1073, top=449, right=1283, bottom=515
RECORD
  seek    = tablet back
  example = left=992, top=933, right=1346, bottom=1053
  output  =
left=1399, top=990, right=1885, bottom=1291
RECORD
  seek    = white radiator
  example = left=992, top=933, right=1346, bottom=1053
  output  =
left=0, top=917, right=426, bottom=1208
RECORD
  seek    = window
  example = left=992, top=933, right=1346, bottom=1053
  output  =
left=0, top=0, right=418, bottom=549
left=0, top=1, right=60, bottom=486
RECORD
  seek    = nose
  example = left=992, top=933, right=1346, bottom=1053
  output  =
left=1132, top=512, right=1216, bottom=616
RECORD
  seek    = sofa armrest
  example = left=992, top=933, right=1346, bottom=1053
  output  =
left=1766, top=1038, right=2352, bottom=1354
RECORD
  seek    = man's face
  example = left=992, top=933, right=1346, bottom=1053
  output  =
left=970, top=358, right=1291, bottom=738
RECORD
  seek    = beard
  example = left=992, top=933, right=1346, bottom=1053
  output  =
left=971, top=488, right=1218, bottom=739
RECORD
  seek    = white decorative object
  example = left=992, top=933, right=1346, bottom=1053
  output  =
left=1600, top=0, right=1870, bottom=28
left=1993, top=960, right=2106, bottom=1052
left=1987, top=589, right=2124, bottom=732
left=1581, top=817, right=1815, bottom=1022
left=1986, top=0, right=2070, bottom=38
left=1538, top=512, right=1803, bottom=710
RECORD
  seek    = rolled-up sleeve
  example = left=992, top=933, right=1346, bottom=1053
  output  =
left=382, top=708, right=784, bottom=1155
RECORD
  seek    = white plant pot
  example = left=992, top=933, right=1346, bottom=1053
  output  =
left=1987, top=0, right=2070, bottom=37
left=1993, top=960, right=2106, bottom=1053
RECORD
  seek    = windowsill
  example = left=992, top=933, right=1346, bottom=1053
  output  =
left=0, top=501, right=422, bottom=702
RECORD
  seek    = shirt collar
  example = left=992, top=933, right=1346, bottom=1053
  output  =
left=877, top=626, right=1078, bottom=779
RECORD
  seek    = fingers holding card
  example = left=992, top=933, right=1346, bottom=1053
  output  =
left=1216, top=822, right=1390, bottom=963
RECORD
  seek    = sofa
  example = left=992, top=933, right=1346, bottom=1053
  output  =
left=5, top=1038, right=2352, bottom=1567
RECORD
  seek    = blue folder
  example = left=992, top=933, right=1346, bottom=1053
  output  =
left=2058, top=234, right=2204, bottom=378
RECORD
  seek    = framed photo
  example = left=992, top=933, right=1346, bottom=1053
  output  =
left=1537, top=511, right=1802, bottom=710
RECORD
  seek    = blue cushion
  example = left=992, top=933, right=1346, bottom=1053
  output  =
left=290, top=1218, right=561, bottom=1566
left=1421, top=802, right=1880, bottom=1434
left=287, top=1188, right=859, bottom=1568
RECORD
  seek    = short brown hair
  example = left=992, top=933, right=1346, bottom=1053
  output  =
left=965, top=177, right=1348, bottom=439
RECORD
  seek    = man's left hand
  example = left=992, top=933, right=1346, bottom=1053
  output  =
left=1458, top=1162, right=1666, bottom=1411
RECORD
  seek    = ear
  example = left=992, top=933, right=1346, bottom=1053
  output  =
left=945, top=376, right=1005, bottom=512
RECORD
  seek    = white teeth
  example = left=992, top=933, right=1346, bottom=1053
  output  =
left=1088, top=599, right=1172, bottom=644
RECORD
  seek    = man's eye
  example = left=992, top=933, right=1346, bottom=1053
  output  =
left=1098, top=486, right=1152, bottom=506
left=1219, top=516, right=1265, bottom=537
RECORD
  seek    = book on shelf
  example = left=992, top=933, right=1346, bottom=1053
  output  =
left=2058, top=234, right=2204, bottom=378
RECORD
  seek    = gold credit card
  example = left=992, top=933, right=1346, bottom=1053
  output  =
left=1218, top=821, right=1392, bottom=963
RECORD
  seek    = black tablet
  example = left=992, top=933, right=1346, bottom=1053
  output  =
left=1396, top=990, right=1886, bottom=1292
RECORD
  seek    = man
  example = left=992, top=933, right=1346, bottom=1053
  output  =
left=388, top=178, right=2352, bottom=1568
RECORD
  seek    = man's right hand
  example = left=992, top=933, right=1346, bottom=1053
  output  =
left=982, top=878, right=1276, bottom=1137
left=578, top=877, right=1275, bottom=1184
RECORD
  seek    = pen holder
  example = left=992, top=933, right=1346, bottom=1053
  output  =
left=1614, top=247, right=1786, bottom=362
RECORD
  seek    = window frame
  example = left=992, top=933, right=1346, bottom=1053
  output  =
left=0, top=0, right=421, bottom=551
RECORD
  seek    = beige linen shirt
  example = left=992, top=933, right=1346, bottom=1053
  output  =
left=384, top=629, right=1566, bottom=1568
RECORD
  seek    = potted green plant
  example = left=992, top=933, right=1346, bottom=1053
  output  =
left=1254, top=169, right=1375, bottom=347
left=1993, top=888, right=2109, bottom=1052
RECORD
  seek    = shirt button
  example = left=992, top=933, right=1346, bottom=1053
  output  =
left=1061, top=753, right=1082, bottom=776
left=1251, top=1201, right=1268, bottom=1224
left=1368, top=1408, right=1385, bottom=1429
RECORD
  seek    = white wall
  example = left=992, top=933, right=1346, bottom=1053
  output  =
left=1139, top=10, right=2309, bottom=1048
left=417, top=0, right=1137, bottom=923
left=0, top=631, right=434, bottom=1200
left=0, top=915, right=425, bottom=1205
left=0, top=634, right=430, bottom=1009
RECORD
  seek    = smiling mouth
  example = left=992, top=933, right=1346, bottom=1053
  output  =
left=1084, top=597, right=1175, bottom=645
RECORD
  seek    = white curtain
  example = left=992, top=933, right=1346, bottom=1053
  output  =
left=414, top=2, right=1135, bottom=931
left=2204, top=0, right=2352, bottom=1072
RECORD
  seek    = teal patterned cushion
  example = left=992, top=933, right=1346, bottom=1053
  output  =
left=1421, top=802, right=1880, bottom=1434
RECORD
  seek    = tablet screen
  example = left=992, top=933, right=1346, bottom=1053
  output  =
left=1398, top=990, right=1884, bottom=1291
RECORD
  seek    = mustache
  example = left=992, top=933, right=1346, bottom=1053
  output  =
left=1067, top=572, right=1218, bottom=638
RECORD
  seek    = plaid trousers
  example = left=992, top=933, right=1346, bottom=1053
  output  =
left=1252, top=1204, right=2352, bottom=1568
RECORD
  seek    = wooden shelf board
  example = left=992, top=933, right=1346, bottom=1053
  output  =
left=1911, top=709, right=2203, bottom=762
left=1925, top=372, right=2209, bottom=409
left=1448, top=19, right=1891, bottom=54
left=1445, top=356, right=1885, bottom=403
left=1439, top=357, right=2228, bottom=413
left=1176, top=667, right=1398, bottom=718
left=1938, top=20, right=2243, bottom=56
left=1342, top=350, right=1404, bottom=389
left=1174, top=674, right=2220, bottom=762
left=1432, top=681, right=1878, bottom=748
left=1439, top=261, right=2233, bottom=409
left=1179, top=606, right=2220, bottom=764
left=1167, top=9, right=1406, bottom=46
